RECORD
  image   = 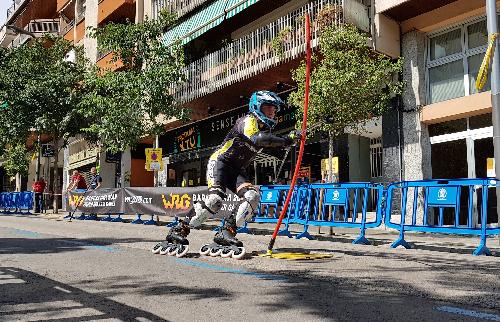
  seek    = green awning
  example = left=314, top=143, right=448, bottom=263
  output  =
left=225, top=0, right=260, bottom=19
left=162, top=18, right=192, bottom=46
left=163, top=0, right=227, bottom=46
left=186, top=0, right=227, bottom=42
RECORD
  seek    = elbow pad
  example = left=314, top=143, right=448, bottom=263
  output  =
left=254, top=132, right=293, bottom=147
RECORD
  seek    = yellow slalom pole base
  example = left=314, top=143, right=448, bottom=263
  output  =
left=257, top=251, right=333, bottom=260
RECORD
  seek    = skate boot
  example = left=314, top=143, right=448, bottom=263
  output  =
left=199, top=216, right=246, bottom=260
left=151, top=220, right=190, bottom=258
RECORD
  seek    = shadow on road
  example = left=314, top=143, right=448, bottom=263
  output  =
left=0, top=266, right=170, bottom=321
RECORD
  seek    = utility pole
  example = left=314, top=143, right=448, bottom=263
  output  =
left=35, top=135, right=41, bottom=180
left=154, top=135, right=159, bottom=187
left=485, top=0, right=500, bottom=233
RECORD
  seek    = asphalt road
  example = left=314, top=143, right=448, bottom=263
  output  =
left=0, top=214, right=499, bottom=321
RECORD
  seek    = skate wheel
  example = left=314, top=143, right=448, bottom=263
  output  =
left=159, top=245, right=171, bottom=255
left=151, top=242, right=163, bottom=254
left=175, top=245, right=189, bottom=258
left=231, top=247, right=246, bottom=260
left=220, top=248, right=234, bottom=258
left=209, top=247, right=222, bottom=257
left=168, top=245, right=179, bottom=256
left=199, top=244, right=211, bottom=256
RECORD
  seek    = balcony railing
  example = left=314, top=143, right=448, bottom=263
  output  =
left=173, top=0, right=369, bottom=103
left=60, top=20, right=75, bottom=36
left=11, top=19, right=60, bottom=48
left=6, top=0, right=28, bottom=23
left=96, top=49, right=112, bottom=61
left=152, top=0, right=209, bottom=19
left=0, top=25, right=17, bottom=47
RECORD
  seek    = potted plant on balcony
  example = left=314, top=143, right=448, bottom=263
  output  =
left=271, top=26, right=292, bottom=60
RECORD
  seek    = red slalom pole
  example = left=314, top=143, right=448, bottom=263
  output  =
left=267, top=14, right=311, bottom=255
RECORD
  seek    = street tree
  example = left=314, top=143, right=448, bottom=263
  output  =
left=289, top=22, right=403, bottom=182
left=0, top=36, right=87, bottom=209
left=82, top=10, right=187, bottom=153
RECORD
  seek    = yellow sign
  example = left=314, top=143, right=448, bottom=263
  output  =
left=321, top=157, right=339, bottom=174
left=487, top=158, right=495, bottom=177
left=146, top=148, right=164, bottom=171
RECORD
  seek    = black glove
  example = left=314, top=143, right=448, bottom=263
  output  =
left=288, top=129, right=303, bottom=141
left=283, top=136, right=295, bottom=146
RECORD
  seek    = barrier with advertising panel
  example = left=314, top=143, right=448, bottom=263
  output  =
left=67, top=187, right=240, bottom=218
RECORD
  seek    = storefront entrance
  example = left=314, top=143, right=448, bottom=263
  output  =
left=429, top=114, right=495, bottom=224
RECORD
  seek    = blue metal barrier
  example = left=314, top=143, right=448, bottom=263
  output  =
left=0, top=192, right=8, bottom=212
left=18, top=191, right=34, bottom=213
left=0, top=191, right=34, bottom=214
left=384, top=178, right=500, bottom=256
left=293, top=182, right=384, bottom=244
left=249, top=185, right=298, bottom=237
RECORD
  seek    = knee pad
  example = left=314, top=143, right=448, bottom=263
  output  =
left=189, top=187, right=225, bottom=228
left=235, top=187, right=260, bottom=227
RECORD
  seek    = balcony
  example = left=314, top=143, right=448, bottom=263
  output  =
left=0, top=25, right=18, bottom=47
left=152, top=0, right=209, bottom=19
left=9, top=19, right=60, bottom=48
left=96, top=50, right=124, bottom=71
left=6, top=0, right=29, bottom=23
left=57, top=0, right=73, bottom=13
left=60, top=20, right=75, bottom=37
left=173, top=0, right=369, bottom=103
left=375, top=0, right=458, bottom=21
left=98, top=0, right=136, bottom=24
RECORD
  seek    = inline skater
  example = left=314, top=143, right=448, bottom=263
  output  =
left=152, top=90, right=299, bottom=259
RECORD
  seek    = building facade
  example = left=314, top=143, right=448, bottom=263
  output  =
left=145, top=0, right=378, bottom=188
left=375, top=0, right=497, bottom=223
left=3, top=0, right=495, bottom=220
left=57, top=0, right=148, bottom=192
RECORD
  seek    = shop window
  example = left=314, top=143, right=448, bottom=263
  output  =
left=428, top=118, right=467, bottom=137
left=469, top=113, right=493, bottom=130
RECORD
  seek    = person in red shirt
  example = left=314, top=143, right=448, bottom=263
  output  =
left=67, top=170, right=87, bottom=191
left=32, top=177, right=46, bottom=213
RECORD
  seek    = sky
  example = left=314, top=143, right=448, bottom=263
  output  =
left=0, top=0, right=13, bottom=27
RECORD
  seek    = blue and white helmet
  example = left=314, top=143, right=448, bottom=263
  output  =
left=249, top=90, right=284, bottom=129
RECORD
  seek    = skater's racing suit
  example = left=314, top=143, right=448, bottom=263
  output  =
left=207, top=113, right=293, bottom=192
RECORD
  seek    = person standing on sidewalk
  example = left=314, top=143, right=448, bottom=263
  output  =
left=88, top=167, right=102, bottom=191
left=66, top=170, right=88, bottom=191
left=66, top=170, right=88, bottom=220
left=32, top=177, right=46, bottom=213
left=85, top=166, right=102, bottom=220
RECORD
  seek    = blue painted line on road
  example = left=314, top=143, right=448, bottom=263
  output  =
left=62, top=240, right=119, bottom=253
left=175, top=258, right=287, bottom=281
left=435, top=306, right=500, bottom=321
left=9, top=228, right=41, bottom=238
left=5, top=227, right=118, bottom=253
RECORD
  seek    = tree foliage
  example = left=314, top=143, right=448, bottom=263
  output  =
left=3, top=144, right=31, bottom=177
left=82, top=10, right=187, bottom=153
left=289, top=24, right=403, bottom=137
left=0, top=36, right=87, bottom=176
